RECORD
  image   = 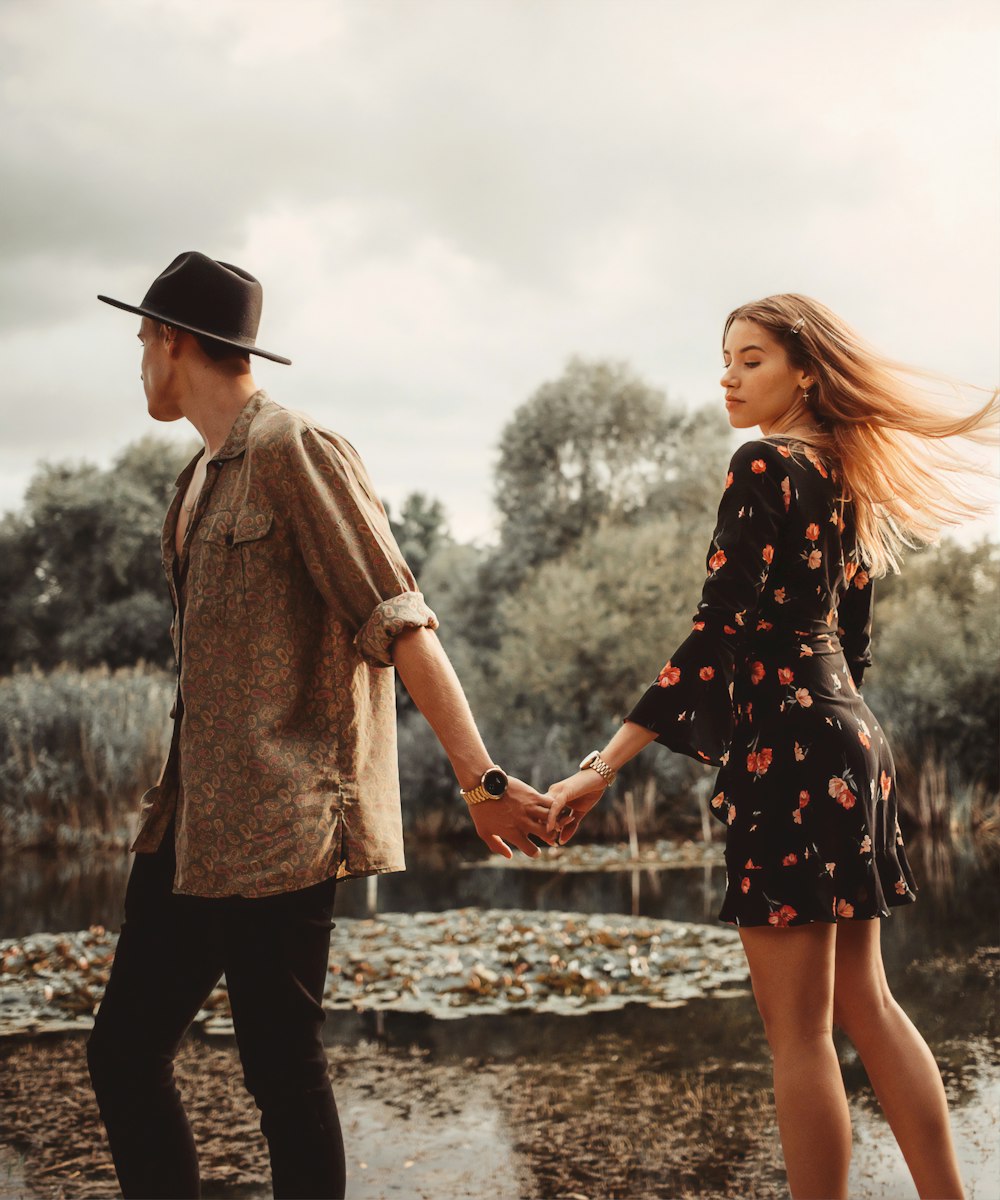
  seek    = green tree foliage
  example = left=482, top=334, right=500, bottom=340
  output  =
left=492, top=357, right=731, bottom=589
left=0, top=513, right=41, bottom=668
left=476, top=517, right=714, bottom=836
left=0, top=437, right=196, bottom=671
left=865, top=538, right=999, bottom=794
left=492, top=517, right=705, bottom=738
left=385, top=492, right=449, bottom=581
left=388, top=361, right=740, bottom=835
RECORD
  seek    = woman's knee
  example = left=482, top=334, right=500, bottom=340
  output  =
left=754, top=999, right=833, bottom=1052
left=833, top=980, right=895, bottom=1041
left=832, top=923, right=895, bottom=1038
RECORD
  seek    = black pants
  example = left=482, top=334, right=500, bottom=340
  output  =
left=87, top=824, right=345, bottom=1199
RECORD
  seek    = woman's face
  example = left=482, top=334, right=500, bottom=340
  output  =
left=720, top=318, right=812, bottom=433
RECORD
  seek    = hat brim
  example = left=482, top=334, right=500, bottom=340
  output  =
left=97, top=294, right=292, bottom=365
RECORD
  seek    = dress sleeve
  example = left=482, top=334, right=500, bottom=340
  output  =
left=837, top=563, right=873, bottom=688
left=277, top=426, right=439, bottom=667
left=625, top=440, right=788, bottom=766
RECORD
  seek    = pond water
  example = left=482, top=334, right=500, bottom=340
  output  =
left=1, top=831, right=996, bottom=974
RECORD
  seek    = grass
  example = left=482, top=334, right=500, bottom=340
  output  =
left=0, top=666, right=173, bottom=851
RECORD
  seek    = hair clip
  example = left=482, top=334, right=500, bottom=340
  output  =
left=790, top=317, right=805, bottom=334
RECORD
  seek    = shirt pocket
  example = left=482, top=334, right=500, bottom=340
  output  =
left=192, top=509, right=243, bottom=612
left=233, top=506, right=277, bottom=613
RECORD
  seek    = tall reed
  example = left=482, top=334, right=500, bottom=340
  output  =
left=0, top=665, right=173, bottom=850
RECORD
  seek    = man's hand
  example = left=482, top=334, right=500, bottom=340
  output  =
left=545, top=770, right=608, bottom=845
left=469, top=776, right=558, bottom=859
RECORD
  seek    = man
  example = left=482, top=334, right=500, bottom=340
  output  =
left=88, top=251, right=554, bottom=1199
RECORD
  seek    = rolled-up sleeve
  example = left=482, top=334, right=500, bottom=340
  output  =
left=277, top=425, right=438, bottom=666
left=355, top=592, right=440, bottom=667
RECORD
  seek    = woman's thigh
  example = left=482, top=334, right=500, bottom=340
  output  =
left=740, top=922, right=838, bottom=1039
left=832, top=917, right=892, bottom=1031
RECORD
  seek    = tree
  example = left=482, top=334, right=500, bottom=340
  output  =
left=0, top=512, right=45, bottom=670
left=478, top=515, right=712, bottom=825
left=865, top=538, right=1000, bottom=797
left=0, top=436, right=197, bottom=671
left=491, top=357, right=731, bottom=591
left=385, top=492, right=449, bottom=581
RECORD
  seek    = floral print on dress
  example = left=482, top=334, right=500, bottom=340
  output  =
left=627, top=437, right=917, bottom=926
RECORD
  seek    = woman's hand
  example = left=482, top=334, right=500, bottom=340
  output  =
left=545, top=724, right=657, bottom=844
left=546, top=769, right=608, bottom=844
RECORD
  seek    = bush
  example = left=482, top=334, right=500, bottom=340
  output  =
left=0, top=666, right=173, bottom=850
left=865, top=538, right=999, bottom=831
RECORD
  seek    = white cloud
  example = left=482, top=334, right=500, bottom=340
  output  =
left=0, top=0, right=997, bottom=542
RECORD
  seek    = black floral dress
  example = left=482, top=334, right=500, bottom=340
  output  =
left=627, top=436, right=917, bottom=927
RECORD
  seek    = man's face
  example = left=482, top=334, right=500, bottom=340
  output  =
left=137, top=318, right=183, bottom=422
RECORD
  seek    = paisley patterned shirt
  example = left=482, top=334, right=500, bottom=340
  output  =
left=131, top=391, right=439, bottom=897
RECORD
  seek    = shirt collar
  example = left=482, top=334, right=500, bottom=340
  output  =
left=211, top=389, right=272, bottom=463
left=171, top=389, right=272, bottom=487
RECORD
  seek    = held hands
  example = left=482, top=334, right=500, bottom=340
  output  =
left=468, top=756, right=616, bottom=857
left=469, top=776, right=558, bottom=859
left=547, top=728, right=653, bottom=841
left=545, top=769, right=607, bottom=845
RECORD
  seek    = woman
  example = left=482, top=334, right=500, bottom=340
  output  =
left=546, top=294, right=997, bottom=1200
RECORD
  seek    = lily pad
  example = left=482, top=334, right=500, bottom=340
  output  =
left=0, top=909, right=747, bottom=1036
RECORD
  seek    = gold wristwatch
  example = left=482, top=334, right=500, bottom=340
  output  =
left=461, top=765, right=510, bottom=805
left=579, top=750, right=616, bottom=786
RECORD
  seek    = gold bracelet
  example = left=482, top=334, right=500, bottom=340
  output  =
left=579, top=750, right=616, bottom=786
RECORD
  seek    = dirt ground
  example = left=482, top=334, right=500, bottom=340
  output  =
left=0, top=1020, right=783, bottom=1200
left=2, top=986, right=997, bottom=1200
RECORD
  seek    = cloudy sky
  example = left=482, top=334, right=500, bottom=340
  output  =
left=1, top=0, right=997, bottom=542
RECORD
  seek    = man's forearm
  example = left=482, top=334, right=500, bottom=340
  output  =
left=391, top=627, right=494, bottom=791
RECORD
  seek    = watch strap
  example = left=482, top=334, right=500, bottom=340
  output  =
left=580, top=750, right=617, bottom=786
left=462, top=783, right=496, bottom=806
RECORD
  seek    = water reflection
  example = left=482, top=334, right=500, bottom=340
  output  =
left=0, top=847, right=130, bottom=940
left=336, top=856, right=728, bottom=926
left=1, top=834, right=996, bottom=971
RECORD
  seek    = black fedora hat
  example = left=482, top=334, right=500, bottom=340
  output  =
left=98, top=251, right=291, bottom=365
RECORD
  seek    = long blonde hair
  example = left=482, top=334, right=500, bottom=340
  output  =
left=724, top=294, right=999, bottom=577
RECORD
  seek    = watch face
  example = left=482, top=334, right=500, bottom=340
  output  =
left=482, top=768, right=508, bottom=797
left=580, top=751, right=599, bottom=770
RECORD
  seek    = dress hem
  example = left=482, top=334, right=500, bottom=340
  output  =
left=719, top=890, right=916, bottom=928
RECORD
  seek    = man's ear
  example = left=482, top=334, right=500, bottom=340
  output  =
left=160, top=323, right=182, bottom=356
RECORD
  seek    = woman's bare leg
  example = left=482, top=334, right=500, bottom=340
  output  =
left=833, top=918, right=964, bottom=1199
left=740, top=923, right=851, bottom=1199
